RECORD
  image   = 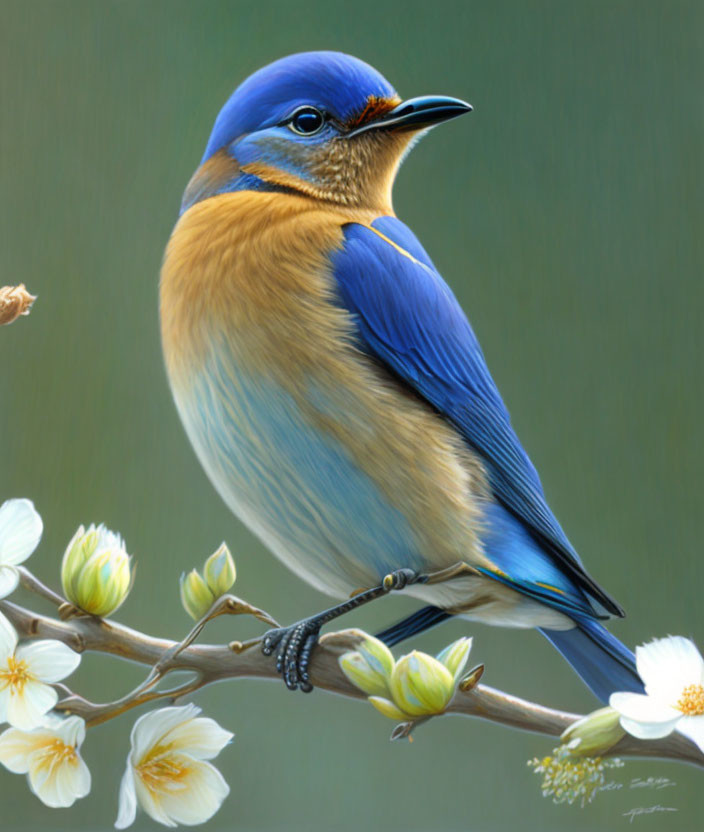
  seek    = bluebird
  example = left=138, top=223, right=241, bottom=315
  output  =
left=161, top=51, right=643, bottom=700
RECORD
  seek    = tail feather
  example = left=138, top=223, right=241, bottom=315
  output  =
left=540, top=619, right=644, bottom=703
left=375, top=605, right=451, bottom=647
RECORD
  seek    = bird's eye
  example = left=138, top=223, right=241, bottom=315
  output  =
left=288, top=106, right=325, bottom=136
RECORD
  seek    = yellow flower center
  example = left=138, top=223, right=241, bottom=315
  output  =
left=0, top=656, right=31, bottom=692
left=34, top=739, right=77, bottom=773
left=137, top=753, right=191, bottom=793
left=677, top=683, right=704, bottom=716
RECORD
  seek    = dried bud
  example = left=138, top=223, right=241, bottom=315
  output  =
left=0, top=285, right=36, bottom=325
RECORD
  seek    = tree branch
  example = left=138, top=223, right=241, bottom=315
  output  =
left=0, top=597, right=701, bottom=768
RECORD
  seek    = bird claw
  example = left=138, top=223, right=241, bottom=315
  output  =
left=262, top=619, right=321, bottom=692
left=261, top=568, right=422, bottom=693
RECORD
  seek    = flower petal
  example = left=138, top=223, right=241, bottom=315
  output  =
left=0, top=566, right=19, bottom=600
left=129, top=703, right=201, bottom=764
left=339, top=651, right=390, bottom=698
left=134, top=774, right=177, bottom=827
left=29, top=749, right=91, bottom=808
left=156, top=757, right=230, bottom=826
left=115, top=765, right=138, bottom=829
left=677, top=715, right=704, bottom=755
left=609, top=691, right=679, bottom=724
left=0, top=499, right=43, bottom=567
left=635, top=636, right=704, bottom=703
left=619, top=715, right=681, bottom=740
left=161, top=716, right=233, bottom=761
left=0, top=726, right=53, bottom=773
left=368, top=696, right=408, bottom=721
left=54, top=715, right=86, bottom=749
left=0, top=688, right=10, bottom=723
left=6, top=680, right=58, bottom=729
left=436, top=637, right=472, bottom=680
left=356, top=635, right=395, bottom=680
left=17, top=640, right=81, bottom=683
left=0, top=611, right=18, bottom=660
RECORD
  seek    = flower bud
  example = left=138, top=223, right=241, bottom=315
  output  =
left=435, top=637, right=472, bottom=681
left=180, top=569, right=215, bottom=620
left=368, top=696, right=407, bottom=721
left=61, top=524, right=132, bottom=616
left=339, top=634, right=395, bottom=698
left=389, top=651, right=456, bottom=717
left=560, top=707, right=626, bottom=757
left=203, top=543, right=236, bottom=597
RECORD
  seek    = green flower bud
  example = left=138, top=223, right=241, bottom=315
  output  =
left=339, top=634, right=395, bottom=698
left=435, top=637, right=473, bottom=681
left=368, top=696, right=408, bottom=721
left=203, top=543, right=236, bottom=597
left=560, top=707, right=626, bottom=756
left=61, top=524, right=132, bottom=616
left=389, top=651, right=456, bottom=717
left=180, top=569, right=215, bottom=620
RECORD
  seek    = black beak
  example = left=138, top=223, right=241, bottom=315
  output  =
left=347, top=95, right=472, bottom=137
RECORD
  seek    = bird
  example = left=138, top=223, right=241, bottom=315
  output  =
left=160, top=50, right=643, bottom=701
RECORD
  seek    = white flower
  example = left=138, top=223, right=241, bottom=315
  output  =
left=0, top=714, right=90, bottom=807
left=115, top=703, right=233, bottom=829
left=0, top=612, right=81, bottom=729
left=0, top=499, right=43, bottom=598
left=609, top=635, right=704, bottom=754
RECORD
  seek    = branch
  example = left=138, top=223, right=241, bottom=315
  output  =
left=0, top=597, right=701, bottom=768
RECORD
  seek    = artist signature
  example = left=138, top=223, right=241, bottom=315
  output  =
left=623, top=805, right=678, bottom=823
left=599, top=776, right=677, bottom=793
left=630, top=777, right=677, bottom=790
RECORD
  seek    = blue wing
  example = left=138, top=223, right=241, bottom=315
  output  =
left=330, top=217, right=623, bottom=617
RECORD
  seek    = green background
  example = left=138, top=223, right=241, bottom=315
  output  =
left=1, top=1, right=702, bottom=829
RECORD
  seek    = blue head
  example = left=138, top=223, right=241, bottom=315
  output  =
left=182, top=52, right=471, bottom=213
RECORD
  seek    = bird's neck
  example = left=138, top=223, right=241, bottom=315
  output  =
left=180, top=149, right=294, bottom=215
left=181, top=139, right=404, bottom=216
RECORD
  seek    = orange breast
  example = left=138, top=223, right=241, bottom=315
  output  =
left=160, top=191, right=492, bottom=590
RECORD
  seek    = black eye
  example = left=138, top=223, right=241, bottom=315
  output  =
left=289, top=106, right=325, bottom=136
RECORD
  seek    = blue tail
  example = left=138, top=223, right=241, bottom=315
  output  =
left=539, top=619, right=644, bottom=703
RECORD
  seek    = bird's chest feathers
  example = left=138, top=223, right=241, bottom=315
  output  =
left=160, top=192, right=359, bottom=381
left=160, top=192, right=487, bottom=594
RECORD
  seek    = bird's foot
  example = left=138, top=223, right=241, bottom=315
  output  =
left=261, top=618, right=321, bottom=692
left=261, top=568, right=422, bottom=692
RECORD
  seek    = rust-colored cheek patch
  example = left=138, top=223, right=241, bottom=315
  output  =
left=346, top=95, right=402, bottom=129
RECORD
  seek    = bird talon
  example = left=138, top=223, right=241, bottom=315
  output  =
left=262, top=619, right=322, bottom=693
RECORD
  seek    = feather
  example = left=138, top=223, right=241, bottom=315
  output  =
left=330, top=217, right=624, bottom=618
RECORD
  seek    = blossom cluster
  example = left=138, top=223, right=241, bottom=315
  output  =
left=528, top=634, right=704, bottom=808
left=527, top=743, right=624, bottom=807
left=0, top=499, right=234, bottom=827
left=1, top=495, right=703, bottom=826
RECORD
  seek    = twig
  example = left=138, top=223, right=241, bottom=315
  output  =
left=18, top=567, right=66, bottom=607
left=0, top=597, right=701, bottom=767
